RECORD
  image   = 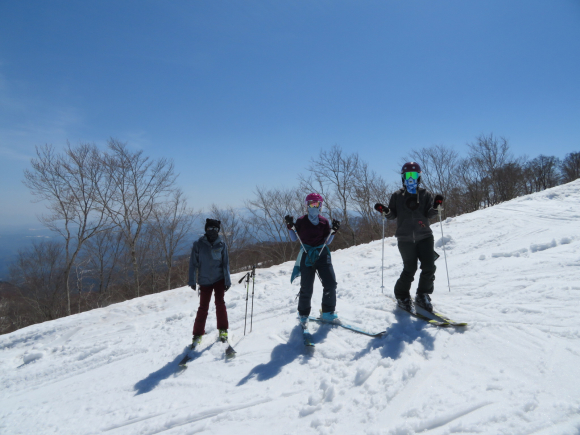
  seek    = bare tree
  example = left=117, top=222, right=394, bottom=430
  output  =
left=152, top=189, right=199, bottom=290
left=456, top=157, right=487, bottom=213
left=467, top=134, right=514, bottom=206
left=81, top=227, right=124, bottom=302
left=23, top=143, right=111, bottom=315
left=98, top=139, right=176, bottom=297
left=494, top=160, right=525, bottom=202
left=9, top=240, right=66, bottom=322
left=523, top=155, right=561, bottom=193
left=561, top=152, right=580, bottom=183
left=138, top=226, right=163, bottom=295
left=72, top=257, right=93, bottom=314
left=0, top=281, right=29, bottom=334
left=0, top=291, right=10, bottom=333
left=244, top=186, right=303, bottom=264
left=352, top=162, right=394, bottom=241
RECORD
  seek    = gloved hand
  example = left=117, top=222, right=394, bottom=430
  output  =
left=190, top=284, right=197, bottom=291
left=225, top=285, right=231, bottom=292
left=284, top=215, right=294, bottom=229
left=331, top=219, right=341, bottom=232
left=434, top=195, right=444, bottom=209
left=374, top=203, right=389, bottom=215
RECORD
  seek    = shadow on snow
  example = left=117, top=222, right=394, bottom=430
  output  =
left=133, top=345, right=206, bottom=395
left=352, top=309, right=437, bottom=361
left=237, top=325, right=330, bottom=386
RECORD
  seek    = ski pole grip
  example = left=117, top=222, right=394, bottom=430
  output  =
left=238, top=272, right=249, bottom=284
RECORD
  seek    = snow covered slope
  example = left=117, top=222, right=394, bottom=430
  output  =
left=2, top=180, right=580, bottom=435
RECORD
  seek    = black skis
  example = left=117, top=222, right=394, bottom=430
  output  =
left=418, top=307, right=467, bottom=327
left=397, top=302, right=467, bottom=327
left=178, top=336, right=236, bottom=368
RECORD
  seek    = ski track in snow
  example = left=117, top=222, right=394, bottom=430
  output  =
left=1, top=180, right=580, bottom=434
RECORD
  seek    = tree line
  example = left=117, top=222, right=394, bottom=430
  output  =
left=1, top=134, right=579, bottom=334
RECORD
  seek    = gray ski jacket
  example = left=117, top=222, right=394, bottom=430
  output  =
left=386, top=188, right=438, bottom=243
left=188, top=235, right=231, bottom=288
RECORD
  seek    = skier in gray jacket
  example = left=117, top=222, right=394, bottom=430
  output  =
left=188, top=218, right=232, bottom=347
left=374, top=162, right=444, bottom=312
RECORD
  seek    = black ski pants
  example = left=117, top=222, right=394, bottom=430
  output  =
left=394, top=235, right=436, bottom=300
left=298, top=248, right=337, bottom=316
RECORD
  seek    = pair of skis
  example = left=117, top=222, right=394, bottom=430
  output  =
left=301, top=304, right=467, bottom=347
left=396, top=300, right=468, bottom=327
left=178, top=336, right=236, bottom=368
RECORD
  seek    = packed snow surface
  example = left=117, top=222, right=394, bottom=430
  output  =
left=2, top=181, right=580, bottom=435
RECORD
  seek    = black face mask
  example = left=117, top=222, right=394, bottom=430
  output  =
left=205, top=229, right=219, bottom=243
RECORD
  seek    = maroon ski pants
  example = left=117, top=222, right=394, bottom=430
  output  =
left=192, top=279, right=229, bottom=336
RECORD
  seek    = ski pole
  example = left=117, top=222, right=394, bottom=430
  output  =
left=381, top=214, right=385, bottom=294
left=250, top=265, right=256, bottom=333
left=317, top=228, right=336, bottom=260
left=437, top=206, right=452, bottom=292
left=238, top=270, right=251, bottom=335
left=292, top=223, right=327, bottom=279
left=288, top=221, right=324, bottom=298
left=290, top=223, right=308, bottom=256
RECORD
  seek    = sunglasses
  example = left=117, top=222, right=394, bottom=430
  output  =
left=308, top=201, right=321, bottom=208
left=206, top=226, right=219, bottom=232
left=404, top=171, right=419, bottom=180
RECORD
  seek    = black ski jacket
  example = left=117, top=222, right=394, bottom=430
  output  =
left=385, top=188, right=438, bottom=243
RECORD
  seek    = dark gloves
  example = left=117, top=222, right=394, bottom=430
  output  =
left=225, top=285, right=231, bottom=292
left=284, top=215, right=294, bottom=229
left=374, top=203, right=389, bottom=215
left=331, top=219, right=340, bottom=233
left=190, top=284, right=197, bottom=291
left=434, top=195, right=444, bottom=209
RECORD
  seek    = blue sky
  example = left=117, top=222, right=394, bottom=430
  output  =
left=1, top=0, right=579, bottom=227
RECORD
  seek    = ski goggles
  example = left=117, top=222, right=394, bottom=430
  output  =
left=404, top=171, right=419, bottom=180
left=308, top=201, right=321, bottom=208
left=206, top=226, right=219, bottom=232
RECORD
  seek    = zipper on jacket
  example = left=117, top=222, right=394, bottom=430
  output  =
left=412, top=196, right=416, bottom=243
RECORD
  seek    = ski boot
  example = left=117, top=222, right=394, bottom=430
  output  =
left=415, top=293, right=433, bottom=312
left=320, top=311, right=339, bottom=324
left=396, top=297, right=412, bottom=311
left=191, top=335, right=202, bottom=349
left=298, top=315, right=309, bottom=330
left=218, top=329, right=228, bottom=343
